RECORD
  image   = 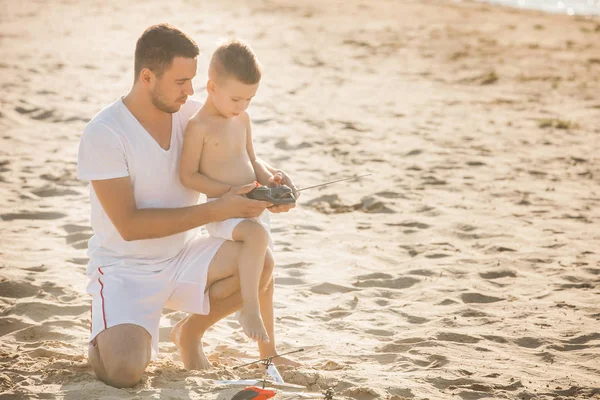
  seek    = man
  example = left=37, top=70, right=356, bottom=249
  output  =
left=77, top=23, right=298, bottom=388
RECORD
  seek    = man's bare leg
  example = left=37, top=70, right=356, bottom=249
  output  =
left=171, top=241, right=292, bottom=370
left=88, top=324, right=151, bottom=388
left=170, top=241, right=261, bottom=369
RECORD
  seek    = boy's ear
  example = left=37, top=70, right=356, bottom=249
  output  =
left=207, top=79, right=216, bottom=94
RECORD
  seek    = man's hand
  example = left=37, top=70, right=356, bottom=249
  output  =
left=216, top=183, right=271, bottom=219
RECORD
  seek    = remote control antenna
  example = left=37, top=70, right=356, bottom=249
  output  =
left=295, top=173, right=371, bottom=193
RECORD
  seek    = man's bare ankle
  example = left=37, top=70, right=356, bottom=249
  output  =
left=178, top=320, right=205, bottom=342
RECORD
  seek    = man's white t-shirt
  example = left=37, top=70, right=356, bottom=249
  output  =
left=77, top=98, right=203, bottom=276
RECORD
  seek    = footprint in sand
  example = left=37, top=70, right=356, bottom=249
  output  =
left=398, top=312, right=429, bottom=324
left=425, top=376, right=481, bottom=390
left=304, top=194, right=394, bottom=214
left=375, top=191, right=407, bottom=199
left=0, top=279, right=40, bottom=298
left=425, top=253, right=451, bottom=259
left=436, top=332, right=481, bottom=344
left=479, top=269, right=517, bottom=279
left=563, top=332, right=600, bottom=345
left=485, top=245, right=517, bottom=254
left=275, top=277, right=307, bottom=285
left=31, top=186, right=80, bottom=197
left=65, top=233, right=93, bottom=250
left=13, top=324, right=78, bottom=342
left=310, top=282, right=357, bottom=295
left=1, top=211, right=67, bottom=221
left=0, top=317, right=33, bottom=337
left=304, top=194, right=359, bottom=214
left=513, top=337, right=545, bottom=349
left=67, top=257, right=89, bottom=265
left=376, top=341, right=410, bottom=354
left=274, top=138, right=313, bottom=151
left=365, top=328, right=395, bottom=337
left=7, top=300, right=89, bottom=322
left=388, top=220, right=431, bottom=229
left=461, top=292, right=504, bottom=303
left=409, top=353, right=449, bottom=369
left=404, top=149, right=423, bottom=157
left=408, top=268, right=437, bottom=277
left=14, top=102, right=87, bottom=123
left=62, top=224, right=93, bottom=250
left=438, top=299, right=459, bottom=306
left=353, top=273, right=420, bottom=290
left=360, top=196, right=395, bottom=213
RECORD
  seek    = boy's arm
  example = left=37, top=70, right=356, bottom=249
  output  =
left=179, top=119, right=232, bottom=198
left=244, top=113, right=273, bottom=186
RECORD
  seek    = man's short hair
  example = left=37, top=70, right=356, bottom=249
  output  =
left=134, top=23, right=199, bottom=80
left=209, top=39, right=262, bottom=84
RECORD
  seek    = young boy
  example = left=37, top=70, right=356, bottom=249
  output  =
left=179, top=40, right=278, bottom=343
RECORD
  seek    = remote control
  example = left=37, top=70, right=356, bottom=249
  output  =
left=246, top=185, right=296, bottom=205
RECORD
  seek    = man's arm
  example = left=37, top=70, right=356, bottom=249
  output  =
left=92, top=177, right=270, bottom=241
left=179, top=119, right=231, bottom=198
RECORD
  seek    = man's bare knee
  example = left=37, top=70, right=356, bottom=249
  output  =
left=102, top=358, right=146, bottom=388
left=89, top=324, right=151, bottom=388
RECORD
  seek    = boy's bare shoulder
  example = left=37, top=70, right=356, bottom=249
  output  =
left=186, top=113, right=216, bottom=136
left=238, top=110, right=251, bottom=125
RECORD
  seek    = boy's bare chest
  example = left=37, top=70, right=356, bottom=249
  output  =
left=204, top=123, right=246, bottom=154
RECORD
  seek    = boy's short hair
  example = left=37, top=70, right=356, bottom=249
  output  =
left=209, top=39, right=262, bottom=84
left=134, top=23, right=199, bottom=80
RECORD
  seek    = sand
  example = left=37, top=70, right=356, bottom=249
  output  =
left=1, top=0, right=599, bottom=399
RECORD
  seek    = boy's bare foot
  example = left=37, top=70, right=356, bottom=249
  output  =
left=258, top=342, right=302, bottom=367
left=238, top=310, right=269, bottom=342
left=271, top=355, right=301, bottom=367
left=170, top=317, right=212, bottom=370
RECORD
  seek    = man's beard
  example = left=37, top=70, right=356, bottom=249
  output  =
left=150, top=89, right=179, bottom=114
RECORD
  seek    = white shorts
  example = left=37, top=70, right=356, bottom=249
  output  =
left=86, top=235, right=225, bottom=359
left=205, top=199, right=272, bottom=249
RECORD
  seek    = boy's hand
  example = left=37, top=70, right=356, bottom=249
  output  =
left=218, top=183, right=271, bottom=219
left=266, top=171, right=297, bottom=214
left=269, top=170, right=300, bottom=200
left=268, top=173, right=283, bottom=187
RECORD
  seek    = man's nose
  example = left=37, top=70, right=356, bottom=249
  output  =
left=185, top=81, right=194, bottom=96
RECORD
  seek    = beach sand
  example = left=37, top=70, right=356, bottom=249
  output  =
left=1, top=0, right=599, bottom=399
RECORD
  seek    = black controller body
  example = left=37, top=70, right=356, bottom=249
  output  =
left=246, top=185, right=296, bottom=205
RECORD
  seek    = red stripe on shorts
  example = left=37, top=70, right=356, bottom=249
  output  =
left=98, top=268, right=107, bottom=330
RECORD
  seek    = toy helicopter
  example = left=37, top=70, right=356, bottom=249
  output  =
left=217, top=348, right=336, bottom=399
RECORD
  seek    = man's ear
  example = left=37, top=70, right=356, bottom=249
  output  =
left=140, top=68, right=153, bottom=86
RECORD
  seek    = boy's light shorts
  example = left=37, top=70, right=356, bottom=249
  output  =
left=86, top=235, right=225, bottom=359
left=205, top=199, right=272, bottom=249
